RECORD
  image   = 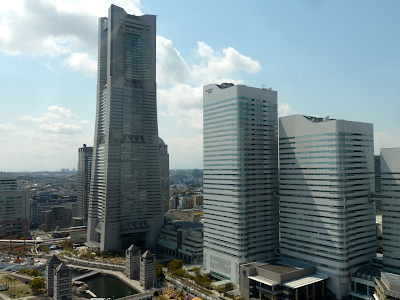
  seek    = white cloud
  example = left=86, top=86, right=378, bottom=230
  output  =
left=0, top=0, right=141, bottom=77
left=156, top=36, right=189, bottom=86
left=158, top=84, right=203, bottom=130
left=0, top=123, right=17, bottom=131
left=63, top=52, right=97, bottom=77
left=156, top=38, right=263, bottom=130
left=374, top=132, right=400, bottom=154
left=40, top=123, right=82, bottom=134
left=278, top=102, right=296, bottom=117
left=21, top=105, right=87, bottom=136
left=163, top=135, right=203, bottom=169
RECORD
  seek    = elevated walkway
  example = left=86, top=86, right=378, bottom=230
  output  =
left=72, top=270, right=100, bottom=281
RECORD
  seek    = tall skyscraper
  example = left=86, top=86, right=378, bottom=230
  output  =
left=380, top=148, right=400, bottom=274
left=87, top=5, right=163, bottom=251
left=77, top=144, right=93, bottom=224
left=279, top=115, right=376, bottom=299
left=202, top=83, right=279, bottom=284
left=159, top=138, right=169, bottom=213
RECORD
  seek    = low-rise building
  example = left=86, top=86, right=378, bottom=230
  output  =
left=156, top=222, right=203, bottom=263
left=240, top=257, right=328, bottom=300
left=375, top=272, right=400, bottom=300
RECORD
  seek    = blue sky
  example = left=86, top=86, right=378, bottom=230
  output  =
left=0, top=0, right=399, bottom=171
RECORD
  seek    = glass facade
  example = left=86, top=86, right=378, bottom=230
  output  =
left=87, top=5, right=163, bottom=251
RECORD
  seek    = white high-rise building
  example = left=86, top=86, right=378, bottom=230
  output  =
left=87, top=5, right=163, bottom=251
left=279, top=115, right=376, bottom=299
left=203, top=83, right=279, bottom=284
left=381, top=148, right=400, bottom=274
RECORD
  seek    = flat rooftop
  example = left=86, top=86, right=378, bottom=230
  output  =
left=256, top=257, right=314, bottom=275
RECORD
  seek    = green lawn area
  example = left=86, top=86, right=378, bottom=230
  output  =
left=0, top=274, right=34, bottom=298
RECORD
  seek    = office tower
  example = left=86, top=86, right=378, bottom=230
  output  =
left=203, top=83, right=279, bottom=284
left=159, top=138, right=169, bottom=213
left=279, top=115, right=376, bottom=299
left=77, top=144, right=93, bottom=224
left=381, top=148, right=400, bottom=274
left=0, top=172, right=30, bottom=237
left=87, top=5, right=163, bottom=251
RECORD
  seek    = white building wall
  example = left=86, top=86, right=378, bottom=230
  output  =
left=203, top=84, right=279, bottom=284
left=279, top=115, right=376, bottom=299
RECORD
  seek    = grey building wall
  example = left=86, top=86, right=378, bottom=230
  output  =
left=202, top=83, right=279, bottom=284
left=279, top=115, right=376, bottom=299
left=381, top=148, right=400, bottom=274
left=0, top=173, right=30, bottom=237
left=87, top=5, right=163, bottom=251
left=77, top=144, right=93, bottom=224
left=159, top=138, right=169, bottom=213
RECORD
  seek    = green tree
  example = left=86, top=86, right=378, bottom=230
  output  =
left=30, top=277, right=45, bottom=293
left=58, top=239, right=73, bottom=251
left=167, top=259, right=183, bottom=272
left=156, top=262, right=165, bottom=280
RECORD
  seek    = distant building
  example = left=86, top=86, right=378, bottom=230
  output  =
left=203, top=83, right=279, bottom=284
left=77, top=144, right=93, bottom=225
left=381, top=148, right=400, bottom=273
left=0, top=173, right=30, bottom=237
left=42, top=206, right=72, bottom=231
left=159, top=138, right=169, bottom=213
left=279, top=115, right=376, bottom=299
left=140, top=250, right=156, bottom=289
left=87, top=5, right=163, bottom=251
left=46, top=255, right=61, bottom=297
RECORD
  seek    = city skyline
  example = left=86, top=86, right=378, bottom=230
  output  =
left=1, top=0, right=400, bottom=171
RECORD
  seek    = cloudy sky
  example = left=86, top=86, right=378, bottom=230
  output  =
left=1, top=0, right=400, bottom=171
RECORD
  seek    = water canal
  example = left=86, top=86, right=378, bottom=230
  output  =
left=72, top=271, right=139, bottom=299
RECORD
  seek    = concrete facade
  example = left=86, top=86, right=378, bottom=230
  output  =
left=54, top=262, right=72, bottom=300
left=279, top=115, right=376, bottom=299
left=126, top=244, right=141, bottom=279
left=140, top=250, right=156, bottom=289
left=87, top=5, right=163, bottom=251
left=239, top=257, right=328, bottom=300
left=375, top=272, right=400, bottom=300
left=381, top=148, right=400, bottom=274
left=203, top=83, right=279, bottom=284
